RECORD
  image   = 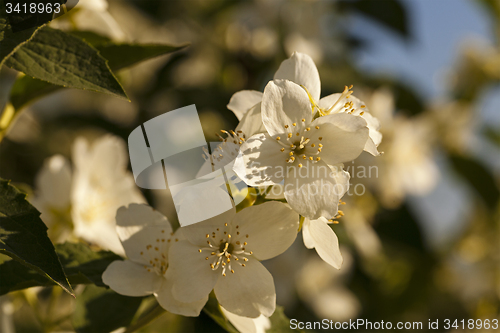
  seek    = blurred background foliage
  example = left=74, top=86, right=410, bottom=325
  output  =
left=1, top=0, right=499, bottom=332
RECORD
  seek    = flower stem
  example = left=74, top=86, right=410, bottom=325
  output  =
left=124, top=303, right=166, bottom=333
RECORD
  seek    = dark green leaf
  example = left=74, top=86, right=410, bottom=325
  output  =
left=56, top=242, right=123, bottom=287
left=72, top=285, right=144, bottom=333
left=450, top=154, right=500, bottom=211
left=5, top=27, right=128, bottom=99
left=0, top=0, right=43, bottom=67
left=0, top=242, right=122, bottom=295
left=0, top=178, right=73, bottom=296
left=338, top=0, right=410, bottom=39
left=9, top=32, right=187, bottom=110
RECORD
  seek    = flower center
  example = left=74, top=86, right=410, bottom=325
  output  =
left=198, top=223, right=253, bottom=276
left=139, top=229, right=178, bottom=276
left=275, top=122, right=323, bottom=167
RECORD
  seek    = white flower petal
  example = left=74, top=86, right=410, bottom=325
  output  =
left=173, top=182, right=235, bottom=228
left=235, top=103, right=267, bottom=138
left=155, top=273, right=208, bottom=317
left=72, top=135, right=127, bottom=182
left=179, top=207, right=235, bottom=246
left=274, top=52, right=321, bottom=101
left=302, top=218, right=343, bottom=269
left=261, top=80, right=312, bottom=137
left=318, top=94, right=382, bottom=155
left=361, top=111, right=382, bottom=146
left=71, top=135, right=145, bottom=255
left=221, top=306, right=271, bottom=333
left=102, top=260, right=163, bottom=296
left=233, top=133, right=287, bottom=187
left=169, top=240, right=220, bottom=303
left=310, top=113, right=369, bottom=165
left=317, top=93, right=342, bottom=112
left=363, top=138, right=380, bottom=156
left=284, top=161, right=348, bottom=220
left=73, top=218, right=125, bottom=255
left=228, top=90, right=263, bottom=121
left=214, top=258, right=275, bottom=318
left=34, top=155, right=72, bottom=208
left=115, top=204, right=174, bottom=264
left=233, top=201, right=298, bottom=260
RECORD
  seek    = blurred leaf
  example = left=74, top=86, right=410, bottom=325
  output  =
left=9, top=32, right=187, bottom=110
left=203, top=296, right=239, bottom=333
left=338, top=0, right=410, bottom=39
left=268, top=306, right=301, bottom=333
left=0, top=0, right=43, bottom=67
left=450, top=154, right=500, bottom=211
left=375, top=203, right=427, bottom=252
left=72, top=284, right=144, bottom=333
left=475, top=0, right=500, bottom=21
left=0, top=178, right=73, bottom=296
left=484, top=126, right=500, bottom=148
left=5, top=26, right=128, bottom=100
left=0, top=242, right=122, bottom=295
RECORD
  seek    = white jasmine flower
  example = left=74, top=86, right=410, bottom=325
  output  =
left=30, top=155, right=73, bottom=242
left=168, top=201, right=299, bottom=318
left=221, top=306, right=271, bottom=333
left=227, top=52, right=382, bottom=155
left=102, top=204, right=206, bottom=316
left=358, top=88, right=438, bottom=207
left=31, top=135, right=145, bottom=251
left=233, top=79, right=368, bottom=220
left=71, top=135, right=145, bottom=254
left=377, top=115, right=438, bottom=206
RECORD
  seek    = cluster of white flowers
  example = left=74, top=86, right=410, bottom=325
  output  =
left=31, top=53, right=381, bottom=332
left=100, top=52, right=382, bottom=329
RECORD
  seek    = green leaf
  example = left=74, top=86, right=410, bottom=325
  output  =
left=338, top=0, right=410, bottom=39
left=0, top=242, right=122, bottom=295
left=202, top=296, right=239, bottom=333
left=56, top=242, right=123, bottom=286
left=5, top=26, right=128, bottom=100
left=450, top=154, right=500, bottom=211
left=0, top=178, right=73, bottom=296
left=69, top=30, right=113, bottom=47
left=96, top=42, right=188, bottom=72
left=9, top=31, right=187, bottom=110
left=268, top=306, right=302, bottom=333
left=72, top=285, right=144, bottom=333
left=0, top=0, right=43, bottom=67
